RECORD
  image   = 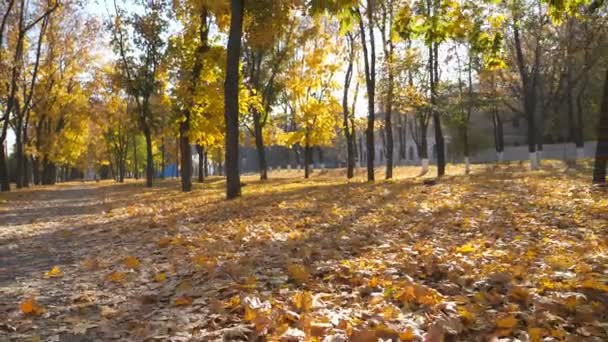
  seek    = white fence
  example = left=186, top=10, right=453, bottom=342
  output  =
left=470, top=141, right=596, bottom=163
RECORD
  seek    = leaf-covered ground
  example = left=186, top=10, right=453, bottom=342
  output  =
left=1, top=163, right=607, bottom=341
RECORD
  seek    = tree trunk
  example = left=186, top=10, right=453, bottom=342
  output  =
left=385, top=78, right=394, bottom=179
left=15, top=135, right=23, bottom=188
left=0, top=143, right=9, bottom=191
left=513, top=24, right=538, bottom=169
left=398, top=115, right=406, bottom=161
left=575, top=87, right=585, bottom=158
left=144, top=129, right=153, bottom=187
left=204, top=151, right=209, bottom=177
left=180, top=119, right=192, bottom=192
left=253, top=112, right=268, bottom=180
left=224, top=0, right=244, bottom=199
left=343, top=33, right=355, bottom=179
left=133, top=135, right=139, bottom=180
left=161, top=137, right=165, bottom=179
left=429, top=41, right=445, bottom=177
left=32, top=157, right=40, bottom=185
left=304, top=140, right=312, bottom=179
left=22, top=143, right=29, bottom=187
left=357, top=3, right=376, bottom=182
left=592, top=68, right=608, bottom=184
left=197, top=144, right=204, bottom=183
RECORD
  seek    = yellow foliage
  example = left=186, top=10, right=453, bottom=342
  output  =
left=44, top=266, right=64, bottom=278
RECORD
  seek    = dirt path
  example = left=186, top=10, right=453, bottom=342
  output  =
left=0, top=183, right=106, bottom=285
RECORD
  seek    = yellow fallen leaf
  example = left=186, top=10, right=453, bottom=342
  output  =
left=399, top=327, right=415, bottom=341
left=20, top=298, right=44, bottom=315
left=81, top=258, right=99, bottom=271
left=154, top=272, right=166, bottom=282
left=174, top=296, right=192, bottom=306
left=287, top=263, right=310, bottom=284
left=244, top=306, right=257, bottom=321
left=383, top=305, right=399, bottom=319
left=496, top=314, right=518, bottom=328
left=528, top=327, right=544, bottom=342
left=458, top=307, right=476, bottom=324
left=369, top=276, right=379, bottom=288
left=124, top=256, right=140, bottom=269
left=292, top=291, right=313, bottom=312
left=107, top=271, right=127, bottom=284
left=44, top=266, right=64, bottom=278
left=456, top=243, right=476, bottom=253
left=225, top=295, right=241, bottom=309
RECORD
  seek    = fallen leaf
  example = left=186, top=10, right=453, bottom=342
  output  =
left=123, top=256, right=140, bottom=269
left=496, top=314, right=518, bottom=329
left=20, top=298, right=44, bottom=315
left=44, top=266, right=64, bottom=278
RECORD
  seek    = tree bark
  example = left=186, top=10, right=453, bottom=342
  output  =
left=429, top=41, right=445, bottom=177
left=513, top=23, right=539, bottom=169
left=304, top=137, right=312, bottom=179
left=180, top=126, right=192, bottom=191
left=342, top=42, right=355, bottom=179
left=180, top=7, right=208, bottom=191
left=197, top=144, right=204, bottom=183
left=0, top=143, right=8, bottom=191
left=357, top=3, right=375, bottom=182
left=575, top=85, right=585, bottom=157
left=144, top=128, right=153, bottom=187
left=224, top=0, right=244, bottom=199
left=133, top=135, right=139, bottom=180
left=253, top=112, right=268, bottom=180
left=592, top=68, right=608, bottom=184
left=32, top=156, right=40, bottom=185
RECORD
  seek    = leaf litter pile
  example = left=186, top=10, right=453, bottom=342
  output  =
left=0, top=164, right=607, bottom=341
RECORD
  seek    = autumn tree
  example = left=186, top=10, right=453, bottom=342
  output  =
left=0, top=0, right=58, bottom=191
left=282, top=16, right=341, bottom=179
left=109, top=0, right=168, bottom=188
left=242, top=0, right=297, bottom=181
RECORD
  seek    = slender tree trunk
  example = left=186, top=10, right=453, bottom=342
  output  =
left=0, top=143, right=8, bottom=191
left=23, top=134, right=29, bottom=187
left=253, top=112, right=268, bottom=180
left=343, top=34, right=356, bottom=179
left=133, top=135, right=139, bottom=180
left=32, top=157, right=40, bottom=185
left=357, top=3, right=376, bottom=182
left=180, top=120, right=192, bottom=192
left=175, top=137, right=179, bottom=178
left=592, top=68, right=608, bottom=184
left=575, top=87, right=585, bottom=158
left=224, top=0, right=244, bottom=199
left=144, top=129, right=153, bottom=187
left=385, top=78, right=394, bottom=179
left=160, top=137, right=165, bottom=179
left=15, top=134, right=23, bottom=188
left=398, top=115, right=406, bottom=161
left=197, top=144, right=204, bottom=183
left=429, top=41, right=445, bottom=177
left=304, top=137, right=312, bottom=179
left=204, top=151, right=209, bottom=177
left=514, top=23, right=538, bottom=169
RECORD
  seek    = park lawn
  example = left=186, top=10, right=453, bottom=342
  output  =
left=0, top=163, right=607, bottom=341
